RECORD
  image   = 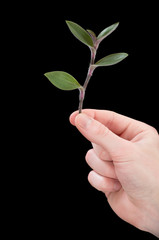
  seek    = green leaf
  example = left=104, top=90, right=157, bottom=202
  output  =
left=87, top=29, right=97, bottom=42
left=44, top=71, right=81, bottom=90
left=97, top=22, right=119, bottom=41
left=94, top=53, right=128, bottom=67
left=87, top=29, right=96, bottom=37
left=66, top=21, right=94, bottom=47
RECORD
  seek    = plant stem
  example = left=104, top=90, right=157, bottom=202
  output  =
left=78, top=87, right=85, bottom=113
left=78, top=47, right=96, bottom=113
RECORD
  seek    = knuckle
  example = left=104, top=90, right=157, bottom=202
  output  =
left=85, top=149, right=94, bottom=162
left=99, top=150, right=109, bottom=160
left=149, top=126, right=158, bottom=134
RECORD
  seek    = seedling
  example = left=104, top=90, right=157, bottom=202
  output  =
left=44, top=21, right=128, bottom=113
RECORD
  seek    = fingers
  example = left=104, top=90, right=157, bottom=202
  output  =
left=74, top=113, right=132, bottom=160
left=86, top=149, right=120, bottom=193
left=86, top=149, right=117, bottom=179
left=69, top=109, right=150, bottom=140
left=91, top=143, right=112, bottom=161
left=88, top=171, right=121, bottom=193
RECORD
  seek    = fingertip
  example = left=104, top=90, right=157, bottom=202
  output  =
left=87, top=170, right=94, bottom=185
left=69, top=109, right=96, bottom=125
left=88, top=171, right=121, bottom=193
left=69, top=110, right=79, bottom=125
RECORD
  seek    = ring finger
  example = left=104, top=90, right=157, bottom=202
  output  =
left=85, top=149, right=117, bottom=179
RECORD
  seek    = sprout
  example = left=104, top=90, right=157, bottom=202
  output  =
left=44, top=21, right=128, bottom=113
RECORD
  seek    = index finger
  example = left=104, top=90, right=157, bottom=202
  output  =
left=69, top=109, right=149, bottom=141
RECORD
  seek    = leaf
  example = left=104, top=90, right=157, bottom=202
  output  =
left=66, top=21, right=94, bottom=47
left=97, top=22, right=119, bottom=41
left=87, top=29, right=97, bottom=43
left=44, top=71, right=81, bottom=90
left=94, top=53, right=128, bottom=67
left=87, top=29, right=96, bottom=38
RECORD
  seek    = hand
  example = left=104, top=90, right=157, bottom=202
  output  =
left=69, top=109, right=159, bottom=237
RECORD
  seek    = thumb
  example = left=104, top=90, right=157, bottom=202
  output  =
left=75, top=113, right=132, bottom=160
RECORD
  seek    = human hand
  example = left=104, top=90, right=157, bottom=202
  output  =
left=69, top=109, right=159, bottom=237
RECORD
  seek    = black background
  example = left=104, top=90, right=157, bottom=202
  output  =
left=8, top=1, right=158, bottom=238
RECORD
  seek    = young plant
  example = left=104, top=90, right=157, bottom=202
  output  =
left=44, top=21, right=128, bottom=113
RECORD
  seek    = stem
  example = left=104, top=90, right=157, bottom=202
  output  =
left=78, top=47, right=96, bottom=113
left=78, top=87, right=85, bottom=113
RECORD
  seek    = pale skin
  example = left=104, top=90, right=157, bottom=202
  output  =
left=69, top=109, right=159, bottom=237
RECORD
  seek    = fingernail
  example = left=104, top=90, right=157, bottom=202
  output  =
left=76, top=114, right=93, bottom=129
left=114, top=181, right=121, bottom=191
